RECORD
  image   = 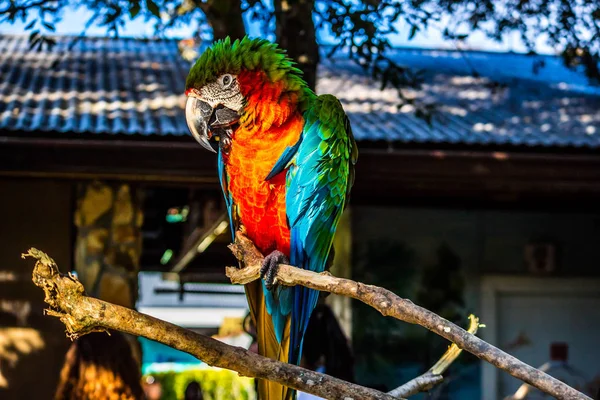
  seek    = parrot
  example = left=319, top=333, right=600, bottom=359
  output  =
left=184, top=36, right=358, bottom=400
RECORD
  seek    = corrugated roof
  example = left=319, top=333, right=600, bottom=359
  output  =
left=1, top=34, right=599, bottom=149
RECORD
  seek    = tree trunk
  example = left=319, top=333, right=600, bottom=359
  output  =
left=204, top=0, right=246, bottom=41
left=274, top=0, right=319, bottom=91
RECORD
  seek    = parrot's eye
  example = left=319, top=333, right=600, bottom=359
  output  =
left=221, top=74, right=233, bottom=88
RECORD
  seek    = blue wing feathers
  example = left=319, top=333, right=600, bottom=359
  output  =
left=265, top=136, right=304, bottom=181
left=263, top=282, right=292, bottom=343
left=218, top=92, right=356, bottom=400
left=284, top=95, right=354, bottom=365
left=218, top=150, right=236, bottom=241
left=233, top=94, right=354, bottom=367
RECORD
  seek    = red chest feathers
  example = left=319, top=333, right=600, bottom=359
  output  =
left=223, top=71, right=305, bottom=256
left=226, top=158, right=291, bottom=256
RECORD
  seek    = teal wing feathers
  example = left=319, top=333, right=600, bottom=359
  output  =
left=281, top=94, right=357, bottom=364
left=218, top=150, right=238, bottom=241
left=218, top=93, right=357, bottom=399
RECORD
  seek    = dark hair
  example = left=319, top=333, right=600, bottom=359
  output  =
left=54, top=331, right=144, bottom=400
left=184, top=381, right=204, bottom=400
left=302, top=303, right=355, bottom=383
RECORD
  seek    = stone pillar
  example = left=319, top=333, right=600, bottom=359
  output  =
left=73, top=181, right=144, bottom=363
left=326, top=207, right=353, bottom=341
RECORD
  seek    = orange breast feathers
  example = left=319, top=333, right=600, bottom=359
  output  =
left=223, top=71, right=304, bottom=256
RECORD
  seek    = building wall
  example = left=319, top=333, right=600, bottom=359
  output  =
left=353, top=206, right=600, bottom=306
left=0, top=178, right=73, bottom=400
left=350, top=206, right=600, bottom=397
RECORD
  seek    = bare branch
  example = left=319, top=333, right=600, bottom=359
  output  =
left=24, top=228, right=591, bottom=400
left=388, top=315, right=480, bottom=398
left=226, top=231, right=591, bottom=400
left=505, top=362, right=553, bottom=400
left=389, top=374, right=443, bottom=399
left=24, top=248, right=401, bottom=400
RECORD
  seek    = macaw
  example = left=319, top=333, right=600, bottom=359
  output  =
left=184, top=37, right=358, bottom=400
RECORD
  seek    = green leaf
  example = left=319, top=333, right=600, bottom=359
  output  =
left=29, top=36, right=41, bottom=50
left=25, top=20, right=36, bottom=30
left=42, top=21, right=55, bottom=31
left=43, top=37, right=57, bottom=51
left=408, top=24, right=418, bottom=40
left=146, top=0, right=160, bottom=18
left=28, top=29, right=40, bottom=43
left=105, top=11, right=120, bottom=24
left=130, top=1, right=141, bottom=18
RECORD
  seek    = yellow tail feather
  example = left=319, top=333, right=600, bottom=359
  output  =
left=245, top=281, right=294, bottom=400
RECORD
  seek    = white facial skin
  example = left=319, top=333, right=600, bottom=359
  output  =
left=197, top=74, right=245, bottom=113
left=186, top=74, right=245, bottom=154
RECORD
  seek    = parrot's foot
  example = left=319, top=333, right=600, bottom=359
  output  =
left=260, top=250, right=288, bottom=291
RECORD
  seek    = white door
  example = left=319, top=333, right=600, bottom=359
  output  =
left=498, top=293, right=600, bottom=396
left=481, top=277, right=600, bottom=400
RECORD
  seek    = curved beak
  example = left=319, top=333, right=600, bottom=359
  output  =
left=185, top=96, right=240, bottom=153
left=186, top=96, right=217, bottom=153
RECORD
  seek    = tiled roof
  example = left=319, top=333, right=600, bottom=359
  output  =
left=0, top=35, right=189, bottom=136
left=1, top=34, right=599, bottom=149
left=320, top=50, right=600, bottom=148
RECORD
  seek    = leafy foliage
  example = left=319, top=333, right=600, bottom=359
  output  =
left=2, top=0, right=599, bottom=112
left=415, top=243, right=465, bottom=324
left=351, top=239, right=422, bottom=388
left=351, top=239, right=478, bottom=392
left=414, top=243, right=474, bottom=398
left=315, top=0, right=439, bottom=112
left=439, top=0, right=600, bottom=83
left=145, top=368, right=256, bottom=400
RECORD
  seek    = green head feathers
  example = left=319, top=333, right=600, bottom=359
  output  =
left=186, top=36, right=308, bottom=92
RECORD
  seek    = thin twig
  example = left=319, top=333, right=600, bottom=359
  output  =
left=24, top=248, right=400, bottom=400
left=390, top=374, right=443, bottom=399
left=505, top=362, right=552, bottom=400
left=388, top=315, right=480, bottom=398
left=226, top=230, right=591, bottom=400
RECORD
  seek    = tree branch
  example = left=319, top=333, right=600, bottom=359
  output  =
left=0, top=0, right=48, bottom=16
left=390, top=374, right=443, bottom=398
left=226, top=230, right=591, bottom=400
left=24, top=248, right=400, bottom=400
left=388, top=314, right=480, bottom=398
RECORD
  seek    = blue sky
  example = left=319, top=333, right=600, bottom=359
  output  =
left=0, top=6, right=556, bottom=54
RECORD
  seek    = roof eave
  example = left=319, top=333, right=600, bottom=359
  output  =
left=2, top=135, right=600, bottom=211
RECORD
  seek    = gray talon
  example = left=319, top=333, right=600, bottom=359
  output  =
left=261, top=250, right=288, bottom=291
